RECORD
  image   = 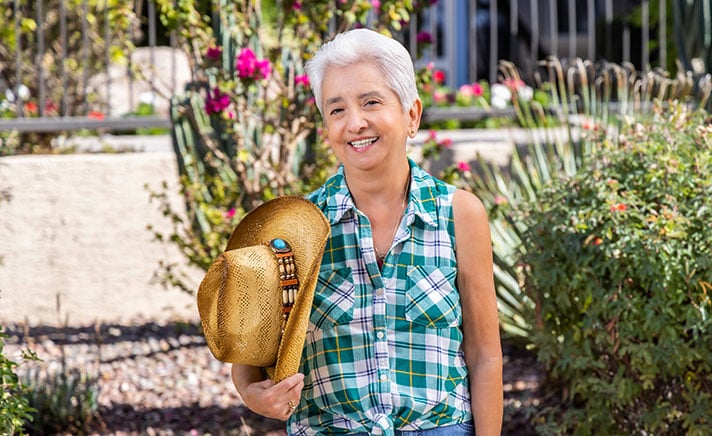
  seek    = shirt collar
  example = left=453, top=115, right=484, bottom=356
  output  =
left=322, top=159, right=439, bottom=228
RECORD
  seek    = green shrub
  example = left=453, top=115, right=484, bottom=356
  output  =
left=0, top=329, right=36, bottom=436
left=516, top=104, right=712, bottom=434
left=22, top=366, right=100, bottom=435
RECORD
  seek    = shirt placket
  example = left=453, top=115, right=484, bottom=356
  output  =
left=356, top=210, right=394, bottom=435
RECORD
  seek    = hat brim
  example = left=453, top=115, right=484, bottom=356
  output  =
left=225, top=196, right=330, bottom=383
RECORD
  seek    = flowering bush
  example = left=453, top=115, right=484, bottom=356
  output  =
left=419, top=66, right=547, bottom=130
left=150, top=0, right=436, bottom=287
left=516, top=104, right=712, bottom=434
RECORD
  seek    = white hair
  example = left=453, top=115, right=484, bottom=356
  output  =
left=306, top=28, right=419, bottom=115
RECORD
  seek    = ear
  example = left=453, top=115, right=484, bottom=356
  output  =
left=407, top=98, right=423, bottom=138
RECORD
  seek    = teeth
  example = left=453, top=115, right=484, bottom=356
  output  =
left=350, top=138, right=377, bottom=149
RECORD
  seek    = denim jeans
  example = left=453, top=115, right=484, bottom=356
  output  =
left=352, top=421, right=475, bottom=436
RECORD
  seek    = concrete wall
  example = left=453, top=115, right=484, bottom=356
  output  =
left=0, top=144, right=202, bottom=327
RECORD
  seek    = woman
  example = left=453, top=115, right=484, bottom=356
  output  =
left=232, top=28, right=503, bottom=435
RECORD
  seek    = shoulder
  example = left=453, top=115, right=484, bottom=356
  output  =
left=453, top=189, right=488, bottom=223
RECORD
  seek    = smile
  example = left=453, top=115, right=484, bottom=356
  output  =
left=348, top=137, right=378, bottom=150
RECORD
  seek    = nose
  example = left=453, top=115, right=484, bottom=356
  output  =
left=346, top=109, right=368, bottom=133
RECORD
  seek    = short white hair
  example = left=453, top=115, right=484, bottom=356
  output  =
left=306, top=28, right=419, bottom=115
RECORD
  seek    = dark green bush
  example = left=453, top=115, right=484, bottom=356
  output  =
left=517, top=104, right=712, bottom=434
left=0, top=329, right=36, bottom=435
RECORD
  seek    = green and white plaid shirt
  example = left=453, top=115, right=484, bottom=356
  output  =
left=290, top=159, right=472, bottom=435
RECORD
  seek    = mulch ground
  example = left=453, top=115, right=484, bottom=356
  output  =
left=5, top=321, right=544, bottom=435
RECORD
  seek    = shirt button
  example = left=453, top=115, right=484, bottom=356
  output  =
left=380, top=374, right=388, bottom=381
left=375, top=289, right=384, bottom=296
left=376, top=331, right=384, bottom=339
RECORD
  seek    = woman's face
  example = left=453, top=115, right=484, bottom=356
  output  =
left=320, top=62, right=421, bottom=173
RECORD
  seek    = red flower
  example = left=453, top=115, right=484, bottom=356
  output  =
left=206, top=46, right=222, bottom=60
left=24, top=101, right=38, bottom=115
left=433, top=70, right=446, bottom=84
left=592, top=237, right=603, bottom=246
left=87, top=111, right=105, bottom=120
left=457, top=161, right=471, bottom=172
left=610, top=203, right=628, bottom=212
left=224, top=208, right=236, bottom=219
left=416, top=31, right=433, bottom=45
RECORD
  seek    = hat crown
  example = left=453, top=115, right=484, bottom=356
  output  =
left=198, top=245, right=282, bottom=365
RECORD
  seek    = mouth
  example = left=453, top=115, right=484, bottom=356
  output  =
left=348, top=137, right=378, bottom=151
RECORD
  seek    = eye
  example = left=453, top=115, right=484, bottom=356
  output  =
left=329, top=107, right=344, bottom=116
left=365, top=99, right=380, bottom=107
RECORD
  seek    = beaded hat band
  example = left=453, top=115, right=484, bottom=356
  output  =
left=268, top=238, right=299, bottom=328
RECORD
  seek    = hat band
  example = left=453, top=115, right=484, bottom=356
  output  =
left=268, top=238, right=299, bottom=331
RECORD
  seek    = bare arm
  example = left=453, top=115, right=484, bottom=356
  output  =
left=453, top=189, right=503, bottom=435
left=231, top=363, right=305, bottom=421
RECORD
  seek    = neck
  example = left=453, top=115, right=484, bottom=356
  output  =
left=344, top=160, right=411, bottom=210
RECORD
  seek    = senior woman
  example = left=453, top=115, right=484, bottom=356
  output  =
left=231, top=28, right=503, bottom=435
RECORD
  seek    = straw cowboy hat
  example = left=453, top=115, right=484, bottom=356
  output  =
left=197, top=196, right=330, bottom=383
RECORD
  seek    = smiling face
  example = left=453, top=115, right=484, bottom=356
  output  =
left=320, top=62, right=421, bottom=174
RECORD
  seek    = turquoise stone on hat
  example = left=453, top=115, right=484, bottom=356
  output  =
left=270, top=238, right=291, bottom=253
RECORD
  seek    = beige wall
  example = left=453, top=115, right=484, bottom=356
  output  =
left=0, top=149, right=202, bottom=327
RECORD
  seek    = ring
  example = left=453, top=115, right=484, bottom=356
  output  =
left=288, top=400, right=297, bottom=410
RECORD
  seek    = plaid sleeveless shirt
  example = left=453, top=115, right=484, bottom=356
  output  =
left=290, top=159, right=472, bottom=435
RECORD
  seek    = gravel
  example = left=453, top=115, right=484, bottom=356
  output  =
left=4, top=319, right=542, bottom=435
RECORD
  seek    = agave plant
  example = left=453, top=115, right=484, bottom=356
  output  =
left=457, top=57, right=712, bottom=340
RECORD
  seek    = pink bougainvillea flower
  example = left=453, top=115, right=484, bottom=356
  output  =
left=205, top=88, right=230, bottom=115
left=293, top=1, right=302, bottom=10
left=472, top=82, right=484, bottom=97
left=371, top=0, right=381, bottom=9
left=433, top=89, right=447, bottom=104
left=439, top=138, right=452, bottom=148
left=494, top=195, right=508, bottom=205
left=610, top=203, right=628, bottom=212
left=206, top=46, right=222, bottom=60
left=236, top=47, right=271, bottom=81
left=428, top=129, right=437, bottom=140
left=458, top=84, right=475, bottom=98
left=236, top=48, right=258, bottom=79
left=224, top=208, right=236, bottom=219
left=416, top=31, right=433, bottom=45
left=257, top=59, right=272, bottom=80
left=457, top=161, right=471, bottom=172
left=295, top=74, right=310, bottom=87
left=433, top=69, right=446, bottom=84
left=503, top=78, right=525, bottom=90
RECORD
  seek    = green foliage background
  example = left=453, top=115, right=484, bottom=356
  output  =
left=517, top=104, right=712, bottom=434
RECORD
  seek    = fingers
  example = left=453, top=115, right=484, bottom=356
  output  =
left=241, top=373, right=305, bottom=421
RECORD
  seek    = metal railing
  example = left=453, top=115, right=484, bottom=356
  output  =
left=0, top=0, right=676, bottom=134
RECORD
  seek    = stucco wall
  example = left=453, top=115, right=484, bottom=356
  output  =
left=0, top=147, right=202, bottom=327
